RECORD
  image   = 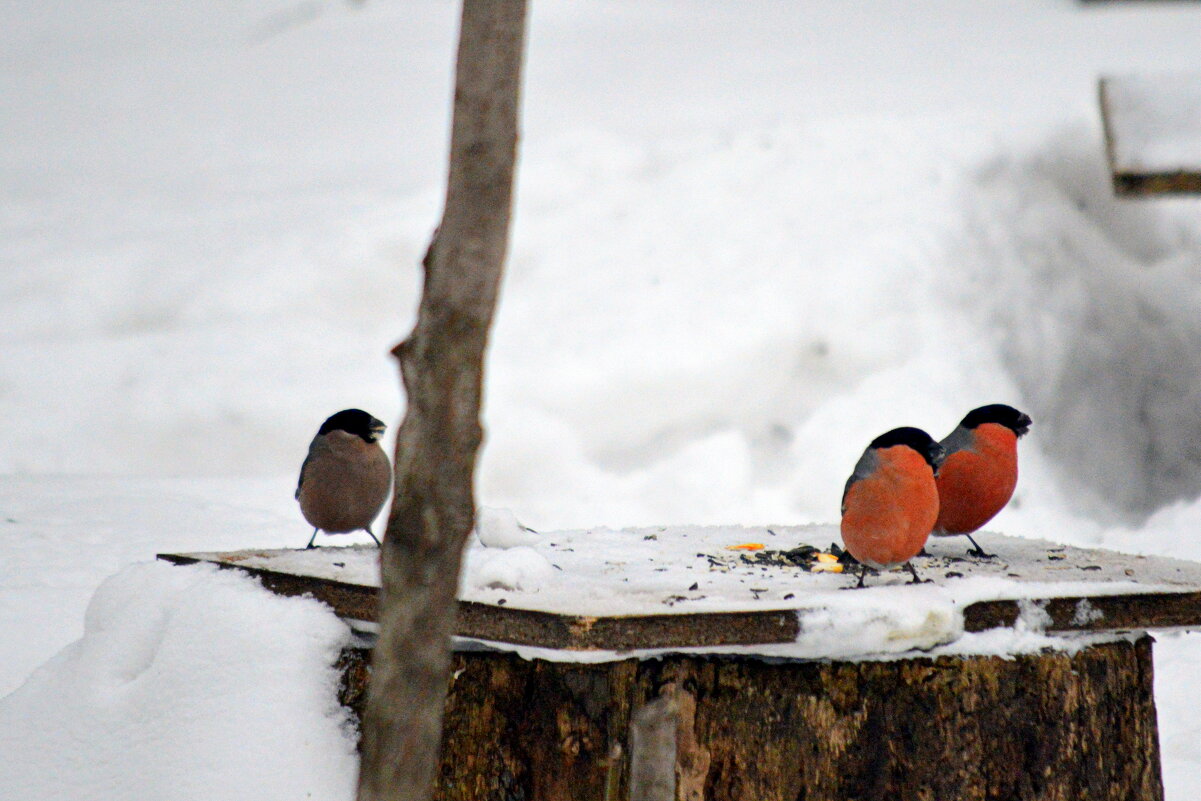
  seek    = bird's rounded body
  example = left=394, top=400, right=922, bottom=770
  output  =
left=296, top=409, right=392, bottom=547
left=297, top=430, right=391, bottom=534
left=930, top=404, right=1030, bottom=559
left=933, top=422, right=1019, bottom=536
left=841, top=444, right=940, bottom=569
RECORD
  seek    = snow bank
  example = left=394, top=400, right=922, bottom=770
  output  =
left=0, top=476, right=326, bottom=696
left=0, top=561, right=358, bottom=801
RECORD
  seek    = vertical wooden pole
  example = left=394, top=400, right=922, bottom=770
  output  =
left=355, top=2, right=528, bottom=800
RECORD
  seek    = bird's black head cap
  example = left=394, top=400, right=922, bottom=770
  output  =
left=870, top=426, right=945, bottom=472
left=319, top=408, right=386, bottom=443
left=960, top=404, right=1031, bottom=437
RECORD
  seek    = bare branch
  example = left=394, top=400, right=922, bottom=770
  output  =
left=355, top=2, right=527, bottom=800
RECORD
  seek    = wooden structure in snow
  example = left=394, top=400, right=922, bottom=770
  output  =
left=160, top=527, right=1198, bottom=800
left=1100, top=74, right=1201, bottom=195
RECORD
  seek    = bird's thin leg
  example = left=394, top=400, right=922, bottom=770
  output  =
left=305, top=528, right=320, bottom=549
left=965, top=534, right=995, bottom=559
left=905, top=562, right=925, bottom=584
left=364, top=527, right=381, bottom=547
left=855, top=564, right=869, bottom=588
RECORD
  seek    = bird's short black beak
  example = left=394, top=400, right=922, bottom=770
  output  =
left=1015, top=413, right=1032, bottom=438
left=369, top=421, right=387, bottom=442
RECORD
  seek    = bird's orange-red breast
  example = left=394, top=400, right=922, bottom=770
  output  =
left=840, top=427, right=944, bottom=581
left=933, top=404, right=1031, bottom=556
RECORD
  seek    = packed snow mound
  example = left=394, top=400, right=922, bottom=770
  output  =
left=485, top=120, right=1201, bottom=537
left=0, top=562, right=358, bottom=801
left=5, top=102, right=1201, bottom=536
left=952, top=132, right=1201, bottom=522
left=474, top=506, right=540, bottom=548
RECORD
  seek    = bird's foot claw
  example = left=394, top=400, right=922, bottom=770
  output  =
left=967, top=548, right=996, bottom=559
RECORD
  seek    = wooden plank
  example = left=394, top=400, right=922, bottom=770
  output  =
left=158, top=551, right=800, bottom=650
left=159, top=530, right=1201, bottom=651
left=1100, top=75, right=1201, bottom=195
left=964, top=590, right=1201, bottom=633
left=158, top=552, right=380, bottom=620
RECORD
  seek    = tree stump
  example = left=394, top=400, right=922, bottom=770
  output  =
left=338, top=634, right=1163, bottom=801
left=161, top=534, right=1188, bottom=800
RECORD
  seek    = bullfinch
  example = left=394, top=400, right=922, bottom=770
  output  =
left=841, top=427, right=945, bottom=586
left=933, top=403, right=1032, bottom=557
left=296, top=409, right=392, bottom=549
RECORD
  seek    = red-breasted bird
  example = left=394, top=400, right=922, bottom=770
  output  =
left=841, top=427, right=945, bottom=586
left=296, top=409, right=392, bottom=549
left=932, top=403, right=1032, bottom=557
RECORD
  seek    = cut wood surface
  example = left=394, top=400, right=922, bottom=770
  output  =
left=1100, top=74, right=1201, bottom=195
left=335, top=635, right=1163, bottom=801
left=159, top=526, right=1201, bottom=655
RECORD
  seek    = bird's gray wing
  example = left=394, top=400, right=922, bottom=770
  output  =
left=939, top=424, right=975, bottom=458
left=841, top=447, right=878, bottom=515
left=295, top=435, right=323, bottom=499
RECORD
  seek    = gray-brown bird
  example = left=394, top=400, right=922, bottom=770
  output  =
left=296, top=409, right=392, bottom=549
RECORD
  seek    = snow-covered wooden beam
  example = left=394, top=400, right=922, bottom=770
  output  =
left=159, top=526, right=1201, bottom=655
left=1100, top=74, right=1201, bottom=195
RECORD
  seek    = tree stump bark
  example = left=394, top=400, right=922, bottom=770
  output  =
left=338, top=635, right=1163, bottom=801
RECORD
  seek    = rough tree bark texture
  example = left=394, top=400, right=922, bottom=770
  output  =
left=355, top=2, right=527, bottom=801
left=341, top=636, right=1163, bottom=801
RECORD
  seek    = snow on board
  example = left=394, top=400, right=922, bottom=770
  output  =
left=1100, top=74, right=1201, bottom=194
left=159, top=523, right=1201, bottom=660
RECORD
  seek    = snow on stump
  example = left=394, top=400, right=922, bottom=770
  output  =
left=1100, top=74, right=1201, bottom=196
left=159, top=524, right=1201, bottom=801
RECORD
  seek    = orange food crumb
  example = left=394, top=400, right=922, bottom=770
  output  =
left=815, top=552, right=839, bottom=564
left=811, top=562, right=844, bottom=573
left=726, top=543, right=765, bottom=551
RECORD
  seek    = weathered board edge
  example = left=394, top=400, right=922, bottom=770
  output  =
left=1099, top=76, right=1201, bottom=196
left=158, top=552, right=1201, bottom=650
left=963, top=590, right=1201, bottom=633
left=156, top=552, right=800, bottom=650
left=158, top=551, right=381, bottom=619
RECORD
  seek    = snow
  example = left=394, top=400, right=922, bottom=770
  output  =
left=183, top=523, right=1201, bottom=619
left=1105, top=73, right=1201, bottom=172
left=473, top=505, right=540, bottom=549
left=5, top=0, right=1201, bottom=797
left=177, top=522, right=1201, bottom=662
left=0, top=560, right=358, bottom=801
left=471, top=546, right=556, bottom=592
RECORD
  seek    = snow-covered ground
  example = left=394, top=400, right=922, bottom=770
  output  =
left=5, top=0, right=1201, bottom=797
